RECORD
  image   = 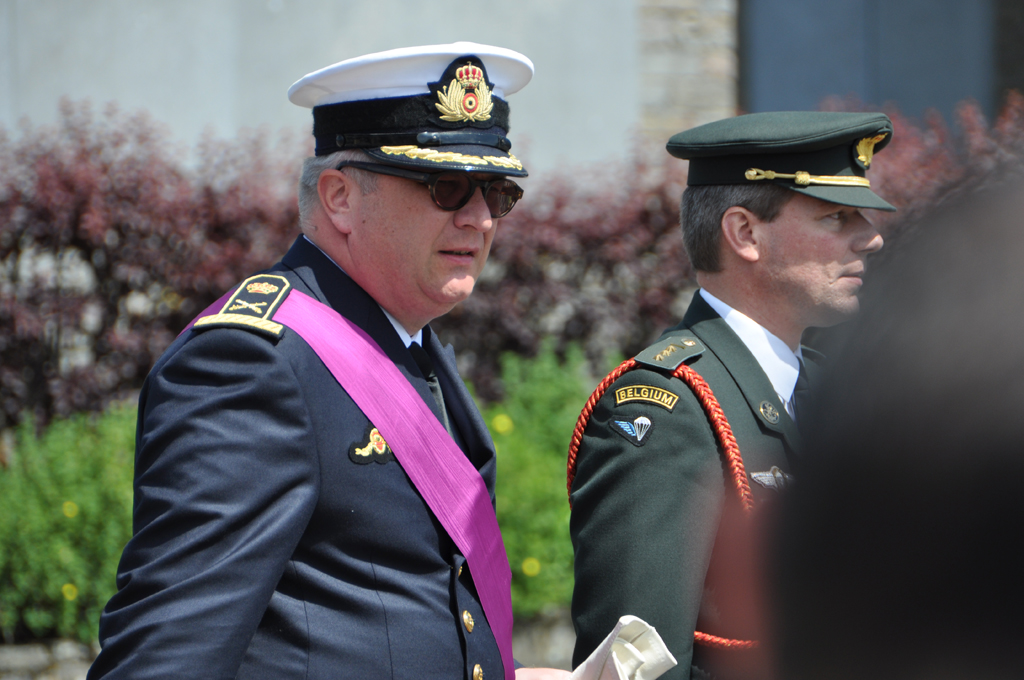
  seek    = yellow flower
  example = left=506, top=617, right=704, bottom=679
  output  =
left=62, top=501, right=79, bottom=518
left=492, top=414, right=514, bottom=435
left=521, top=557, right=541, bottom=577
left=61, top=583, right=78, bottom=601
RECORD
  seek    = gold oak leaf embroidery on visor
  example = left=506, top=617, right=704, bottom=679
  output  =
left=379, top=146, right=523, bottom=170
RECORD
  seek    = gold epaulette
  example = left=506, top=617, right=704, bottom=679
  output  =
left=192, top=274, right=291, bottom=339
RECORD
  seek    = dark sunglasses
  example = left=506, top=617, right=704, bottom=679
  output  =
left=335, top=160, right=524, bottom=218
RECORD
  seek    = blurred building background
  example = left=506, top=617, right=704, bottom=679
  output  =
left=740, top=0, right=1024, bottom=121
left=3, top=2, right=1024, bottom=673
left=3, top=0, right=1019, bottom=176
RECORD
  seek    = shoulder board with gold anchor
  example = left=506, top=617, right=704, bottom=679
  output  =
left=633, top=333, right=705, bottom=372
left=192, top=274, right=292, bottom=339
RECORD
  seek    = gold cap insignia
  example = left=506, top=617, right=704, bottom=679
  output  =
left=855, top=133, right=887, bottom=168
left=436, top=62, right=493, bottom=122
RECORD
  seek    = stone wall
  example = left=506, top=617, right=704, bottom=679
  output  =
left=637, top=0, right=739, bottom=144
left=512, top=607, right=576, bottom=670
left=0, top=641, right=95, bottom=680
left=0, top=613, right=575, bottom=675
left=0, top=614, right=577, bottom=675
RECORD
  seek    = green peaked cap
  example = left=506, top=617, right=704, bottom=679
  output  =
left=666, top=111, right=896, bottom=211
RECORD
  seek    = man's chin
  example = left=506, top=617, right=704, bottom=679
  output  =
left=438, top=277, right=479, bottom=301
left=813, top=298, right=862, bottom=329
left=426, top=283, right=476, bottom=315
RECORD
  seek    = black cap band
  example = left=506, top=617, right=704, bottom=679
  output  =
left=313, top=93, right=511, bottom=156
left=686, top=146, right=863, bottom=186
left=320, top=130, right=513, bottom=155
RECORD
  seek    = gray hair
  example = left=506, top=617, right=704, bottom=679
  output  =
left=297, top=149, right=378, bottom=231
left=680, top=183, right=795, bottom=272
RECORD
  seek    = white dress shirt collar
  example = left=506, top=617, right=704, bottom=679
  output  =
left=699, top=289, right=802, bottom=417
left=379, top=307, right=422, bottom=348
left=302, top=235, right=422, bottom=347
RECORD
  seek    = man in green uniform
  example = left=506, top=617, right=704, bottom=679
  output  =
left=569, top=112, right=895, bottom=680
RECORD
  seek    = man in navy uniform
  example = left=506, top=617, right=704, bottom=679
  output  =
left=569, top=112, right=894, bottom=680
left=90, top=43, right=566, bottom=680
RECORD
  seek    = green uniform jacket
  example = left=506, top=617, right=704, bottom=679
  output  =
left=570, top=292, right=808, bottom=680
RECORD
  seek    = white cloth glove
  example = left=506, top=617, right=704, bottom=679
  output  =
left=569, top=615, right=677, bottom=680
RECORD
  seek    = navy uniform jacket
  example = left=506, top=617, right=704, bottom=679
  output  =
left=90, top=237, right=504, bottom=680
left=570, top=293, right=807, bottom=680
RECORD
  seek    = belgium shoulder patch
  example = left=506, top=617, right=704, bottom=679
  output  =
left=633, top=333, right=705, bottom=372
left=192, top=274, right=291, bottom=339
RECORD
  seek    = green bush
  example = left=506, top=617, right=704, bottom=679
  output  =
left=0, top=404, right=135, bottom=643
left=487, top=343, right=598, bottom=617
left=0, top=346, right=596, bottom=642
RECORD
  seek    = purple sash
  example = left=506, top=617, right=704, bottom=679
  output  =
left=186, top=289, right=515, bottom=679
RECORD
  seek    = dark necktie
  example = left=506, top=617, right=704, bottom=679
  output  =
left=408, top=342, right=452, bottom=436
left=792, top=357, right=811, bottom=423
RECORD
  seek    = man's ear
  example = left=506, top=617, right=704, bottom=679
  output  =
left=720, top=206, right=762, bottom=263
left=317, top=168, right=359, bottom=234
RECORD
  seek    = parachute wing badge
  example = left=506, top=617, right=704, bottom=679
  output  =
left=612, top=416, right=654, bottom=446
left=750, top=465, right=794, bottom=491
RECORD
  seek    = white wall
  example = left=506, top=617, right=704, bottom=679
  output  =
left=0, top=0, right=641, bottom=178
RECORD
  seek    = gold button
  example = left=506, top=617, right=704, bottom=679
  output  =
left=473, top=663, right=484, bottom=680
left=462, top=609, right=475, bottom=633
left=458, top=565, right=463, bottom=577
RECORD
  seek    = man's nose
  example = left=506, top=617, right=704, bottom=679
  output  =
left=853, top=213, right=884, bottom=254
left=862, top=230, right=884, bottom=253
left=454, top=188, right=494, bottom=232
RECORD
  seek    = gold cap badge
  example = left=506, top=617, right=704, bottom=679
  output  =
left=856, top=133, right=887, bottom=167
left=436, top=62, right=493, bottom=122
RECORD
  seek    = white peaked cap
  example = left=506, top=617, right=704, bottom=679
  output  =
left=288, top=42, right=535, bottom=109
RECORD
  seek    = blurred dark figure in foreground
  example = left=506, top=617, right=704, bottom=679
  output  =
left=772, top=172, right=1024, bottom=680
